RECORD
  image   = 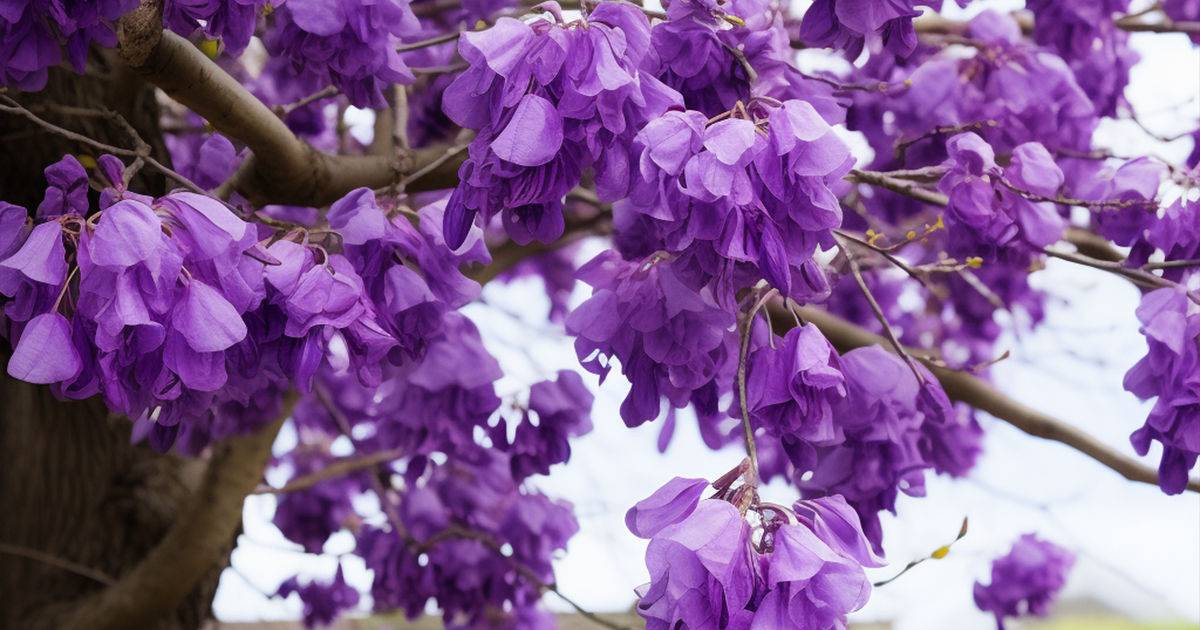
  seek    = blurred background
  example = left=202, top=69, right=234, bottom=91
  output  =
left=210, top=0, right=1200, bottom=627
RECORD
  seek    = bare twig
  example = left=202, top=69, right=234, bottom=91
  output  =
left=0, top=94, right=204, bottom=195
left=254, top=448, right=406, bottom=495
left=0, top=542, right=116, bottom=587
left=832, top=232, right=927, bottom=385
left=847, top=169, right=951, bottom=207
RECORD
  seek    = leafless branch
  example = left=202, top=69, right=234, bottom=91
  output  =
left=254, top=448, right=406, bottom=495
left=115, top=2, right=462, bottom=207
left=782, top=305, right=1200, bottom=494
left=0, top=542, right=116, bottom=587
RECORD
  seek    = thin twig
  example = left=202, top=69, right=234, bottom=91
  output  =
left=0, top=542, right=116, bottom=586
left=832, top=232, right=927, bottom=385
left=254, top=448, right=406, bottom=494
left=847, top=169, right=950, bottom=207
left=397, top=31, right=462, bottom=53
left=736, top=287, right=774, bottom=487
left=0, top=95, right=205, bottom=195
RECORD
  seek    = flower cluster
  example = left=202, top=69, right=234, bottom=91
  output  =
left=165, top=0, right=268, bottom=57
left=974, top=534, right=1075, bottom=630
left=0, top=159, right=492, bottom=452
left=566, top=250, right=736, bottom=427
left=275, top=565, right=362, bottom=629
left=615, top=99, right=853, bottom=306
left=355, top=451, right=578, bottom=628
left=797, top=0, right=968, bottom=59
left=263, top=0, right=421, bottom=108
left=0, top=0, right=138, bottom=89
left=1025, top=0, right=1136, bottom=116
left=793, top=345, right=979, bottom=552
left=1123, top=287, right=1200, bottom=495
left=496, top=369, right=595, bottom=480
left=628, top=475, right=882, bottom=630
left=937, top=133, right=1066, bottom=265
left=441, top=2, right=681, bottom=249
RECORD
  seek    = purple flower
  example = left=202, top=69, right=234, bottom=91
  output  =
left=625, top=476, right=710, bottom=538
left=635, top=499, right=757, bottom=630
left=616, top=99, right=851, bottom=306
left=505, top=369, right=595, bottom=480
left=566, top=250, right=736, bottom=427
left=442, top=4, right=682, bottom=248
left=797, top=0, right=957, bottom=59
left=974, top=534, right=1075, bottom=630
left=276, top=565, right=361, bottom=629
left=6, top=312, right=82, bottom=384
left=164, top=0, right=268, bottom=57
left=1123, top=287, right=1200, bottom=495
left=938, top=134, right=1065, bottom=264
left=797, top=345, right=965, bottom=554
left=0, top=0, right=139, bottom=89
left=630, top=479, right=879, bottom=630
left=36, top=156, right=89, bottom=219
left=272, top=447, right=368, bottom=553
left=743, top=324, right=848, bottom=450
left=264, top=0, right=420, bottom=108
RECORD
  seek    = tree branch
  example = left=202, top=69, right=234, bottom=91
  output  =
left=254, top=447, right=405, bottom=495
left=778, top=305, right=1200, bottom=494
left=0, top=542, right=116, bottom=587
left=115, top=3, right=462, bottom=207
left=59, top=390, right=301, bottom=630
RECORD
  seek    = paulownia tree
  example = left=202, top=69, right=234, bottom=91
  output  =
left=0, top=0, right=1197, bottom=628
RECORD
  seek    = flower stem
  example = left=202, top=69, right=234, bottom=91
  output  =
left=737, top=287, right=775, bottom=487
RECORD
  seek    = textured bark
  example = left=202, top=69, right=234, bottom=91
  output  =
left=0, top=57, right=228, bottom=630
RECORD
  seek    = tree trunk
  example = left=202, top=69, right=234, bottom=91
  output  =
left=0, top=55, right=229, bottom=630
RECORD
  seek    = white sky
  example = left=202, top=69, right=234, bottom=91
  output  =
left=214, top=0, right=1200, bottom=626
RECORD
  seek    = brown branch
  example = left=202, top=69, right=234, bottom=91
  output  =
left=0, top=542, right=116, bottom=587
left=254, top=447, right=406, bottom=495
left=847, top=169, right=951, bottom=207
left=115, top=3, right=463, bottom=207
left=778, top=305, right=1200, bottom=494
left=60, top=390, right=301, bottom=630
left=1063, top=226, right=1125, bottom=263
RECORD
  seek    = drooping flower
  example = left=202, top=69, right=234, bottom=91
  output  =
left=503, top=369, right=595, bottom=480
left=615, top=99, right=852, bottom=306
left=0, top=0, right=139, bottom=89
left=275, top=565, right=362, bottom=629
left=441, top=2, right=682, bottom=248
left=566, top=250, right=736, bottom=427
left=263, top=0, right=421, bottom=108
left=796, top=345, right=970, bottom=554
left=165, top=0, right=269, bottom=57
left=938, top=133, right=1065, bottom=265
left=743, top=323, right=848, bottom=450
left=1123, top=287, right=1200, bottom=495
left=629, top=476, right=879, bottom=630
left=974, top=534, right=1075, bottom=630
